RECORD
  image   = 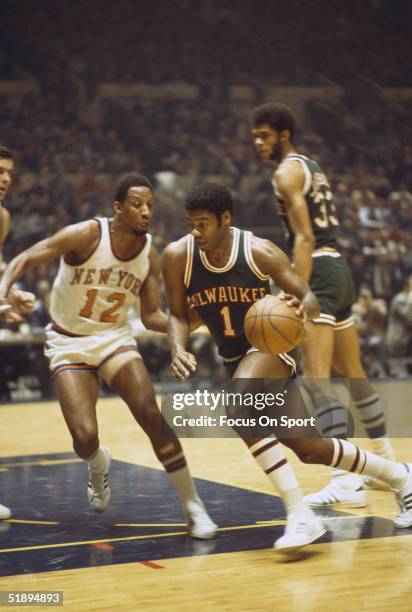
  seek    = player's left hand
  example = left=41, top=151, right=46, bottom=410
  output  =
left=0, top=299, right=23, bottom=322
left=278, top=293, right=306, bottom=321
left=170, top=349, right=197, bottom=380
left=10, top=290, right=36, bottom=314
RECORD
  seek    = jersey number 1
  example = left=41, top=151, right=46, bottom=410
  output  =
left=220, top=306, right=235, bottom=337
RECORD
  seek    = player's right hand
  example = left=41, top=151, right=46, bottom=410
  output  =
left=279, top=293, right=306, bottom=320
left=170, top=349, right=197, bottom=380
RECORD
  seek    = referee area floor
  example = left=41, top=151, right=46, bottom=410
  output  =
left=0, top=379, right=411, bottom=611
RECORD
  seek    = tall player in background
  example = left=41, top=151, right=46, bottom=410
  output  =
left=0, top=174, right=217, bottom=539
left=162, top=182, right=412, bottom=553
left=251, top=103, right=396, bottom=508
left=0, top=146, right=35, bottom=520
left=0, top=147, right=12, bottom=259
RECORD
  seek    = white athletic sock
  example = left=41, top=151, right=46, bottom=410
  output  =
left=369, top=436, right=395, bottom=461
left=354, top=393, right=387, bottom=439
left=87, top=446, right=108, bottom=472
left=315, top=400, right=350, bottom=437
left=330, top=438, right=407, bottom=489
left=249, top=437, right=307, bottom=514
left=166, top=463, right=203, bottom=514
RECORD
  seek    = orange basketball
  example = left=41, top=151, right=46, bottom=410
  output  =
left=244, top=294, right=304, bottom=354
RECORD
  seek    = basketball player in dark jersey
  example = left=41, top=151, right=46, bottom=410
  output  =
left=162, top=182, right=412, bottom=552
left=251, top=103, right=396, bottom=509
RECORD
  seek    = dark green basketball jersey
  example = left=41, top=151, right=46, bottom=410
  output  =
left=272, top=154, right=339, bottom=250
left=185, top=228, right=270, bottom=360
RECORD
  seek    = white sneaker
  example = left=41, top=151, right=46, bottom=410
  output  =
left=87, top=447, right=111, bottom=513
left=394, top=464, right=412, bottom=529
left=185, top=501, right=218, bottom=540
left=303, top=480, right=366, bottom=508
left=274, top=511, right=326, bottom=553
left=0, top=504, right=11, bottom=520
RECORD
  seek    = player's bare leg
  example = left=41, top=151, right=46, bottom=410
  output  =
left=232, top=351, right=326, bottom=552
left=301, top=322, right=347, bottom=434
left=110, top=358, right=217, bottom=539
left=301, top=321, right=366, bottom=507
left=56, top=369, right=111, bottom=512
left=333, top=324, right=395, bottom=489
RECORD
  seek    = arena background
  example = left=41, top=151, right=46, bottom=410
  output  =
left=1, top=2, right=412, bottom=611
left=1, top=0, right=411, bottom=400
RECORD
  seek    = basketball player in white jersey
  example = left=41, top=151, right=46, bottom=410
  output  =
left=0, top=174, right=217, bottom=539
left=0, top=146, right=35, bottom=520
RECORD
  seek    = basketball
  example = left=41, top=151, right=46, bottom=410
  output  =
left=244, top=294, right=304, bottom=354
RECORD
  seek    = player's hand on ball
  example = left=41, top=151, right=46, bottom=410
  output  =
left=279, top=293, right=306, bottom=321
left=170, top=349, right=197, bottom=380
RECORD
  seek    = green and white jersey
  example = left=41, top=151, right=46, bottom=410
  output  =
left=272, top=154, right=339, bottom=250
left=184, top=228, right=270, bottom=360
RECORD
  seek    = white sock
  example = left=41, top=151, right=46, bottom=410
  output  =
left=330, top=438, right=407, bottom=489
left=167, top=465, right=203, bottom=514
left=87, top=446, right=108, bottom=472
left=369, top=437, right=395, bottom=461
left=353, top=392, right=386, bottom=438
left=249, top=437, right=307, bottom=514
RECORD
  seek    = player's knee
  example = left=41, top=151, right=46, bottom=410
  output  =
left=71, top=423, right=98, bottom=450
left=132, top=394, right=161, bottom=431
left=336, top=362, right=366, bottom=378
left=303, top=378, right=329, bottom=405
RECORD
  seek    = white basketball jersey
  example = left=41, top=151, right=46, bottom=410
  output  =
left=50, top=218, right=151, bottom=335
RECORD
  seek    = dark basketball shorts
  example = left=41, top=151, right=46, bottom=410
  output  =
left=309, top=251, right=357, bottom=330
left=223, top=346, right=297, bottom=378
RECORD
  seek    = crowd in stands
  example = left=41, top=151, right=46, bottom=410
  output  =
left=1, top=0, right=411, bottom=384
left=2, top=1, right=412, bottom=87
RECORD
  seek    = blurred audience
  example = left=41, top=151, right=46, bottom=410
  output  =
left=0, top=0, right=411, bottom=381
left=386, top=276, right=412, bottom=377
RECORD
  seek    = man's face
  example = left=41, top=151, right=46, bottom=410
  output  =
left=116, top=186, right=154, bottom=234
left=0, top=157, right=14, bottom=200
left=251, top=123, right=283, bottom=163
left=186, top=209, right=229, bottom=253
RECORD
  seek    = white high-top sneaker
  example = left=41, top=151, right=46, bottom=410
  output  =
left=394, top=464, right=412, bottom=528
left=87, top=447, right=111, bottom=513
left=274, top=510, right=326, bottom=553
left=303, top=473, right=366, bottom=508
left=0, top=504, right=11, bottom=520
left=185, top=500, right=218, bottom=540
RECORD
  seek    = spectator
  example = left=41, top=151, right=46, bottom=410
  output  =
left=386, top=276, right=412, bottom=377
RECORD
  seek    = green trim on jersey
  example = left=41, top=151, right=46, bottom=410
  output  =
left=274, top=154, right=339, bottom=250
left=185, top=228, right=270, bottom=360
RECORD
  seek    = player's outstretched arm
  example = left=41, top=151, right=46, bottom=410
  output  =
left=139, top=246, right=168, bottom=333
left=276, top=161, right=315, bottom=283
left=252, top=236, right=320, bottom=320
left=0, top=220, right=99, bottom=299
left=161, top=239, right=197, bottom=380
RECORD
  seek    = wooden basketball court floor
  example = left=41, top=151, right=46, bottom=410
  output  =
left=0, top=380, right=411, bottom=611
